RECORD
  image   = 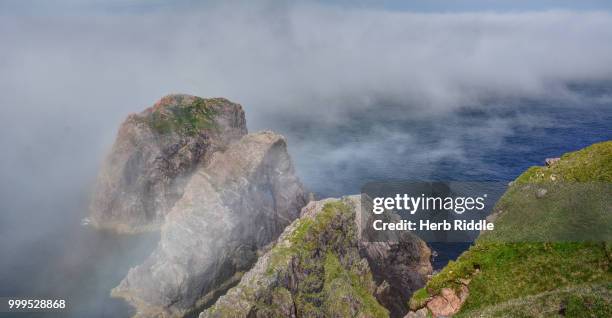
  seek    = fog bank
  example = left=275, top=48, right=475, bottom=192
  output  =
left=0, top=3, right=611, bottom=314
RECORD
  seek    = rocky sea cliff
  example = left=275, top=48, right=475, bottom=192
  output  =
left=91, top=94, right=432, bottom=318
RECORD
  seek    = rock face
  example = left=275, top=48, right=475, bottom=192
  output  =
left=425, top=286, right=468, bottom=317
left=362, top=240, right=432, bottom=317
left=111, top=131, right=307, bottom=317
left=90, top=94, right=247, bottom=232
left=200, top=196, right=432, bottom=318
left=358, top=198, right=433, bottom=317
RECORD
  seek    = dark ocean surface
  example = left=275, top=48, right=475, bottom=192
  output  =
left=1, top=85, right=610, bottom=317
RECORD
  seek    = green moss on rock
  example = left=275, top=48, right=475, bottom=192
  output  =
left=143, top=96, right=218, bottom=136
left=279, top=201, right=387, bottom=317
left=203, top=199, right=389, bottom=318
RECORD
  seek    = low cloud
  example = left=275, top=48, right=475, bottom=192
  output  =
left=2, top=0, right=612, bottom=234
left=2, top=4, right=612, bottom=126
left=2, top=0, right=612, bottom=230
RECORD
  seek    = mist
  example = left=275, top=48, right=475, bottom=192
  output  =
left=1, top=1, right=612, bottom=316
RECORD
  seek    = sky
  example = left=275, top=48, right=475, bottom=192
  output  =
left=3, top=0, right=612, bottom=15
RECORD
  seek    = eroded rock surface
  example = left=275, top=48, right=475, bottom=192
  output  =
left=426, top=286, right=468, bottom=317
left=362, top=240, right=432, bottom=317
left=90, top=94, right=247, bottom=232
left=359, top=199, right=433, bottom=317
left=200, top=196, right=432, bottom=318
left=111, top=131, right=307, bottom=318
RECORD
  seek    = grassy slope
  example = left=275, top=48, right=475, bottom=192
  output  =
left=410, top=141, right=612, bottom=317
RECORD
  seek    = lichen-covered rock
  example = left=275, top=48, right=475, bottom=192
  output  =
left=90, top=94, right=247, bottom=233
left=111, top=131, right=307, bottom=318
left=200, top=196, right=432, bottom=318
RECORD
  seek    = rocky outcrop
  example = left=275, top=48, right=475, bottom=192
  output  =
left=90, top=94, right=247, bottom=233
left=544, top=157, right=560, bottom=166
left=92, top=94, right=436, bottom=318
left=425, top=286, right=468, bottom=317
left=111, top=131, right=307, bottom=317
left=200, top=196, right=432, bottom=318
